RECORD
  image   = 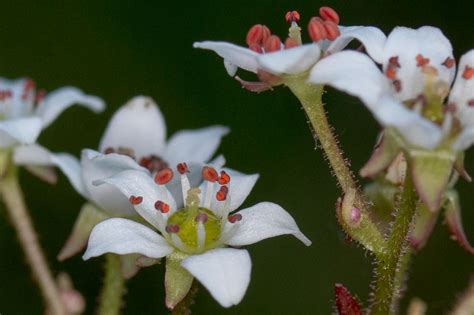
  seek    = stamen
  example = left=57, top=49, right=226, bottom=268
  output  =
left=35, top=89, right=46, bottom=104
left=319, top=6, right=340, bottom=24
left=177, top=162, right=189, bottom=174
left=180, top=168, right=192, bottom=205
left=228, top=213, right=243, bottom=223
left=264, top=35, right=282, bottom=53
left=166, top=224, right=180, bottom=234
left=308, top=17, right=327, bottom=42
left=392, top=80, right=402, bottom=93
left=22, top=79, right=36, bottom=101
left=284, top=37, right=299, bottom=49
left=195, top=212, right=209, bottom=223
left=416, top=54, right=430, bottom=67
left=139, top=155, right=169, bottom=173
left=323, top=21, right=340, bottom=41
left=154, top=167, right=173, bottom=185
left=104, top=147, right=115, bottom=154
left=388, top=56, right=400, bottom=68
left=170, top=234, right=188, bottom=252
left=129, top=195, right=143, bottom=205
left=462, top=66, right=474, bottom=80
left=216, top=185, right=229, bottom=201
left=442, top=57, right=455, bottom=69
left=204, top=180, right=214, bottom=209
left=468, top=99, right=474, bottom=107
left=262, top=25, right=271, bottom=43
left=202, top=166, right=218, bottom=182
left=285, top=10, right=300, bottom=23
left=246, top=24, right=264, bottom=46
left=249, top=43, right=263, bottom=53
left=154, top=200, right=170, bottom=213
left=197, top=222, right=206, bottom=249
left=218, top=171, right=231, bottom=185
left=385, top=66, right=397, bottom=80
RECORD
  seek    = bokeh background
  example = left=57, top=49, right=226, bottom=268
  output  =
left=0, top=1, right=473, bottom=314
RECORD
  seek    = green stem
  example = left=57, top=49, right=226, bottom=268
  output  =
left=287, top=80, right=385, bottom=254
left=0, top=165, right=66, bottom=315
left=171, top=281, right=198, bottom=315
left=370, top=174, right=418, bottom=315
left=98, top=254, right=125, bottom=315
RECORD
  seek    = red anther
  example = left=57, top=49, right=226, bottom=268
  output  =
left=388, top=56, right=400, bottom=68
left=154, top=200, right=170, bottom=213
left=442, top=57, right=455, bottom=69
left=468, top=99, right=474, bottom=107
left=308, top=17, right=327, bottom=42
left=154, top=167, right=173, bottom=185
left=385, top=66, right=397, bottom=80
left=35, top=89, right=46, bottom=104
left=462, top=66, right=474, bottom=80
left=24, top=78, right=36, bottom=91
left=228, top=213, right=243, bottom=223
left=416, top=54, right=430, bottom=67
left=319, top=6, right=340, bottom=24
left=323, top=21, right=340, bottom=41
left=218, top=171, right=231, bottom=185
left=104, top=147, right=115, bottom=154
left=129, top=195, right=143, bottom=205
left=202, top=166, right=219, bottom=182
left=216, top=185, right=229, bottom=201
left=392, top=79, right=402, bottom=93
left=285, top=10, right=300, bottom=23
left=284, top=37, right=299, bottom=49
left=264, top=35, right=282, bottom=53
left=249, top=43, right=263, bottom=53
left=165, top=224, right=180, bottom=234
left=195, top=212, right=209, bottom=223
left=246, top=24, right=264, bottom=46
left=177, top=162, right=189, bottom=174
left=262, top=25, right=271, bottom=43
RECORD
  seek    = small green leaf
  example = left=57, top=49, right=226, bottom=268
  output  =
left=165, top=251, right=194, bottom=309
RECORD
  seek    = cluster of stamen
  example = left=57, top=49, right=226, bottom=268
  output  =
left=0, top=79, right=46, bottom=118
left=244, top=6, right=341, bottom=55
left=129, top=163, right=243, bottom=254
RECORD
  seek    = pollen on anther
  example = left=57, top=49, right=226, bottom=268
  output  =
left=462, top=66, right=474, bottom=80
left=129, top=195, right=143, bottom=205
left=285, top=10, right=300, bottom=23
left=442, top=57, right=455, bottom=69
left=228, top=213, right=242, bottom=223
left=165, top=224, right=180, bottom=234
left=264, top=35, right=282, bottom=53
left=392, top=80, right=402, bottom=93
left=284, top=37, right=299, bottom=49
left=202, top=166, right=219, bottom=182
left=416, top=54, right=430, bottom=67
left=195, top=212, right=209, bottom=223
left=216, top=185, right=229, bottom=201
left=177, top=162, right=189, bottom=174
left=246, top=24, right=264, bottom=46
left=385, top=66, right=397, bottom=80
left=388, top=56, right=400, bottom=68
left=468, top=99, right=474, bottom=107
left=218, top=171, right=231, bottom=185
left=154, top=167, right=173, bottom=185
left=323, top=21, right=340, bottom=41
left=154, top=200, right=170, bottom=213
left=104, top=147, right=115, bottom=154
left=308, top=17, right=327, bottom=42
left=319, top=6, right=340, bottom=24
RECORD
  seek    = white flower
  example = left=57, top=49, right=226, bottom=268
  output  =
left=0, top=77, right=104, bottom=170
left=83, top=165, right=311, bottom=308
left=309, top=26, right=474, bottom=151
left=193, top=7, right=385, bottom=92
left=13, top=96, right=229, bottom=215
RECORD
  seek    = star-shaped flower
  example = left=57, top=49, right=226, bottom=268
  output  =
left=83, top=164, right=311, bottom=308
left=194, top=7, right=385, bottom=92
left=309, top=26, right=474, bottom=210
left=14, top=96, right=229, bottom=262
left=0, top=77, right=104, bottom=178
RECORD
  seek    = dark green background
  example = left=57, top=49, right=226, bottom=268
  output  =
left=0, top=1, right=473, bottom=314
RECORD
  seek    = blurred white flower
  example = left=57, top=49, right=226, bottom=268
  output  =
left=83, top=164, right=311, bottom=308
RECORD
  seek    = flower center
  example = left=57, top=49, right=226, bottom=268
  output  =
left=0, top=79, right=45, bottom=119
left=104, top=147, right=169, bottom=173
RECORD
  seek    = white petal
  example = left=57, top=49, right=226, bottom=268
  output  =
left=309, top=50, right=390, bottom=106
left=449, top=50, right=474, bottom=116
left=35, top=87, right=105, bottom=128
left=226, top=202, right=311, bottom=246
left=193, top=41, right=259, bottom=74
left=200, top=168, right=259, bottom=213
left=13, top=144, right=88, bottom=198
left=83, top=218, right=173, bottom=260
left=374, top=95, right=442, bottom=148
left=453, top=125, right=474, bottom=151
left=383, top=26, right=454, bottom=100
left=99, top=96, right=167, bottom=159
left=327, top=26, right=387, bottom=63
left=163, top=125, right=229, bottom=166
left=81, top=149, right=148, bottom=216
left=0, top=117, right=43, bottom=147
left=0, top=78, right=30, bottom=118
left=257, top=43, right=321, bottom=75
left=94, top=168, right=176, bottom=231
left=181, top=248, right=251, bottom=307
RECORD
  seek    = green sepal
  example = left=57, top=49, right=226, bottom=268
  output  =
left=165, top=251, right=194, bottom=309
left=120, top=253, right=161, bottom=280
left=409, top=149, right=455, bottom=211
left=57, top=202, right=109, bottom=261
left=444, top=190, right=474, bottom=255
left=454, top=151, right=472, bottom=182
left=410, top=202, right=439, bottom=250
left=360, top=129, right=402, bottom=178
left=24, top=165, right=58, bottom=184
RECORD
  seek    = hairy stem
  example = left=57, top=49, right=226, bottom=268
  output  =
left=171, top=281, right=199, bottom=315
left=98, top=254, right=126, bottom=315
left=370, top=174, right=418, bottom=315
left=0, top=165, right=65, bottom=315
left=287, top=80, right=384, bottom=254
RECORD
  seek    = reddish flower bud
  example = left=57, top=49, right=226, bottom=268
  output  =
left=334, top=283, right=362, bottom=315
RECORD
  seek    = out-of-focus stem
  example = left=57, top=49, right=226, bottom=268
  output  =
left=171, top=281, right=198, bottom=315
left=98, top=254, right=125, bottom=315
